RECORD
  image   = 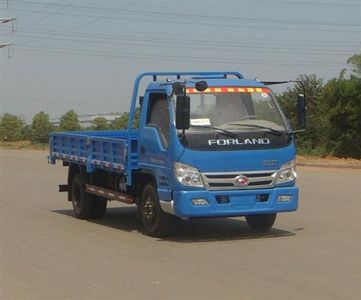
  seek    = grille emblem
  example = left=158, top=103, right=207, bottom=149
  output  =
left=263, top=160, right=278, bottom=166
left=235, top=175, right=249, bottom=186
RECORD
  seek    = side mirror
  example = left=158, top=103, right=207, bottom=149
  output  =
left=297, top=94, right=306, bottom=128
left=176, top=95, right=190, bottom=130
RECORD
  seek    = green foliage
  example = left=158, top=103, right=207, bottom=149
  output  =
left=296, top=147, right=328, bottom=157
left=323, top=61, right=361, bottom=158
left=347, top=54, right=361, bottom=77
left=276, top=74, right=328, bottom=152
left=0, top=113, right=25, bottom=141
left=276, top=54, right=361, bottom=158
left=22, top=124, right=32, bottom=141
left=91, top=117, right=110, bottom=130
left=111, top=113, right=128, bottom=129
left=110, top=108, right=140, bottom=130
left=59, top=110, right=81, bottom=131
left=30, top=111, right=54, bottom=143
left=133, top=107, right=141, bottom=129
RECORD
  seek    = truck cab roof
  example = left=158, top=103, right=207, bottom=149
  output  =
left=146, top=78, right=267, bottom=92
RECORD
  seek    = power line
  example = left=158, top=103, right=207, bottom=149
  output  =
left=6, top=7, right=360, bottom=36
left=7, top=7, right=360, bottom=32
left=1, top=26, right=359, bottom=54
left=2, top=26, right=359, bottom=50
left=15, top=0, right=361, bottom=10
left=22, top=0, right=143, bottom=44
left=67, top=0, right=143, bottom=32
left=252, top=0, right=361, bottom=7
left=26, top=0, right=79, bottom=25
left=15, top=44, right=346, bottom=66
left=7, top=33, right=356, bottom=57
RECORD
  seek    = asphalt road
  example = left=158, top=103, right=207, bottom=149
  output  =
left=1, top=149, right=360, bottom=300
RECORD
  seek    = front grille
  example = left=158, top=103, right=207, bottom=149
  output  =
left=201, top=170, right=277, bottom=190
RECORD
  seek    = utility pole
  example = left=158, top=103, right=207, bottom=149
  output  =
left=0, top=17, right=16, bottom=32
left=0, top=15, right=15, bottom=58
left=0, top=17, right=16, bottom=23
left=0, top=43, right=12, bottom=58
left=4, top=0, right=11, bottom=9
left=0, top=3, right=15, bottom=117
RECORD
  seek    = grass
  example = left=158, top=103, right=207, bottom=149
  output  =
left=0, top=140, right=49, bottom=151
left=297, top=147, right=328, bottom=157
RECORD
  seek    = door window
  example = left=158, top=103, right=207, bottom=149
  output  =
left=146, top=94, right=170, bottom=148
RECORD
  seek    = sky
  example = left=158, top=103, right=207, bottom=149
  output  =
left=0, top=0, right=360, bottom=122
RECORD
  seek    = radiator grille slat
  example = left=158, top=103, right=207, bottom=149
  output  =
left=201, top=170, right=277, bottom=190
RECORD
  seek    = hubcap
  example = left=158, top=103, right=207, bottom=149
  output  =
left=143, top=196, right=155, bottom=223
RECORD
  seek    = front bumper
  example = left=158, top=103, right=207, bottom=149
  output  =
left=171, top=186, right=298, bottom=218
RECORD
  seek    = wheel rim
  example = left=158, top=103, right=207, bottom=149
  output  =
left=143, top=194, right=156, bottom=225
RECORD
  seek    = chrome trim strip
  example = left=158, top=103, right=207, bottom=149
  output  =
left=201, top=170, right=277, bottom=176
left=159, top=200, right=175, bottom=215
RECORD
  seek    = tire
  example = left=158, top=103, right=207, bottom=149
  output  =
left=245, top=213, right=276, bottom=231
left=140, top=183, right=174, bottom=237
left=90, top=195, right=107, bottom=219
left=70, top=173, right=93, bottom=219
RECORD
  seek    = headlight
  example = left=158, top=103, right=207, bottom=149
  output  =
left=174, top=162, right=204, bottom=188
left=276, top=160, right=297, bottom=184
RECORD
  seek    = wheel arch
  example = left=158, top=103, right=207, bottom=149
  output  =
left=135, top=168, right=158, bottom=205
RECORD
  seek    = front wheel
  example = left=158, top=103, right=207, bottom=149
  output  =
left=140, top=183, right=174, bottom=237
left=245, top=213, right=276, bottom=231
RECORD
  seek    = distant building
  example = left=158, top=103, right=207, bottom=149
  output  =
left=51, top=113, right=123, bottom=127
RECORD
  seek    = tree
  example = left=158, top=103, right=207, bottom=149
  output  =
left=91, top=117, right=109, bottom=130
left=111, top=113, right=129, bottom=129
left=59, top=110, right=81, bottom=131
left=0, top=113, right=24, bottom=141
left=276, top=74, right=328, bottom=154
left=111, top=108, right=141, bottom=130
left=22, top=124, right=32, bottom=141
left=347, top=54, right=361, bottom=77
left=323, top=54, right=361, bottom=158
left=30, top=111, right=54, bottom=143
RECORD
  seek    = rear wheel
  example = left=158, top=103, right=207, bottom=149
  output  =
left=90, top=195, right=107, bottom=219
left=70, top=173, right=93, bottom=219
left=140, top=183, right=173, bottom=237
left=245, top=213, right=276, bottom=231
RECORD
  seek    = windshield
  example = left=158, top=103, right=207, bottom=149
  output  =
left=186, top=86, right=287, bottom=131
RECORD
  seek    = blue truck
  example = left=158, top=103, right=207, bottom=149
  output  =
left=48, top=72, right=306, bottom=237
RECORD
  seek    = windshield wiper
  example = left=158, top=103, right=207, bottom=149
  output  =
left=190, top=125, right=237, bottom=138
left=227, top=123, right=284, bottom=136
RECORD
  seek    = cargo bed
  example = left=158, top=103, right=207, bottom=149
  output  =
left=48, top=130, right=140, bottom=178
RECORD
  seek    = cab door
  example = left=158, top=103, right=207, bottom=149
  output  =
left=139, top=91, right=172, bottom=200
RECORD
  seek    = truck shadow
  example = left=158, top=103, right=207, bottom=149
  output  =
left=164, top=218, right=296, bottom=243
left=53, top=207, right=140, bottom=233
left=53, top=207, right=296, bottom=243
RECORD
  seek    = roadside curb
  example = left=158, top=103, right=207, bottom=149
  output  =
left=296, top=161, right=361, bottom=169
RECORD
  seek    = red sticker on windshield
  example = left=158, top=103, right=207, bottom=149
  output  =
left=185, top=87, right=270, bottom=94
